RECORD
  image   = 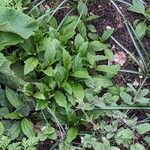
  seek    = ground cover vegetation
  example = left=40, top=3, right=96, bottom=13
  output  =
left=0, top=0, right=150, bottom=149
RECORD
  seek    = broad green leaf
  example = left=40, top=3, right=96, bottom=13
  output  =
left=54, top=91, right=67, bottom=108
left=78, top=42, right=88, bottom=56
left=130, top=143, right=145, bottom=150
left=66, top=94, right=76, bottom=106
left=72, top=83, right=84, bottom=103
left=101, top=28, right=114, bottom=42
left=4, top=112, right=21, bottom=120
left=0, top=107, right=9, bottom=117
left=77, top=1, right=88, bottom=18
left=0, top=53, right=14, bottom=76
left=59, top=142, right=75, bottom=150
left=21, top=118, right=35, bottom=138
left=36, top=99, right=48, bottom=111
left=42, top=67, right=53, bottom=77
left=135, top=21, right=147, bottom=38
left=8, top=122, right=21, bottom=140
left=140, top=89, right=149, bottom=97
left=0, top=121, right=4, bottom=136
left=104, top=49, right=114, bottom=61
left=120, top=92, right=133, bottom=105
left=88, top=32, right=99, bottom=40
left=43, top=38, right=60, bottom=64
left=136, top=123, right=150, bottom=134
left=128, top=0, right=145, bottom=15
left=96, top=65, right=120, bottom=75
left=86, top=76, right=112, bottom=92
left=16, top=104, right=30, bottom=117
left=87, top=52, right=95, bottom=66
left=66, top=127, right=78, bottom=143
left=19, top=38, right=36, bottom=54
left=86, top=15, right=100, bottom=22
left=74, top=34, right=84, bottom=50
left=89, top=41, right=109, bottom=51
left=72, top=54, right=83, bottom=72
left=33, top=92, right=45, bottom=100
left=0, top=6, right=38, bottom=39
left=35, top=82, right=49, bottom=93
left=116, top=128, right=134, bottom=139
left=61, top=81, right=72, bottom=95
left=77, top=21, right=87, bottom=38
left=54, top=65, right=67, bottom=85
left=0, top=32, right=24, bottom=50
left=62, top=49, right=72, bottom=69
left=61, top=30, right=76, bottom=44
left=39, top=126, right=57, bottom=141
left=88, top=24, right=96, bottom=33
left=144, top=136, right=150, bottom=144
left=24, top=57, right=38, bottom=75
left=0, top=53, right=6, bottom=67
left=71, top=70, right=90, bottom=79
left=5, top=87, right=22, bottom=108
left=95, top=55, right=107, bottom=61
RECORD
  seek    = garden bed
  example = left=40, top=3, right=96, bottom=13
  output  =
left=0, top=0, right=150, bottom=150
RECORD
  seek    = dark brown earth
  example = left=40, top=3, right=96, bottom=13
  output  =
left=88, top=0, right=150, bottom=86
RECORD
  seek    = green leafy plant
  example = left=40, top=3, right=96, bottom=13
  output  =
left=0, top=0, right=150, bottom=149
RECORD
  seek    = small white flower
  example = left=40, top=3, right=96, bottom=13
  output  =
left=106, top=26, right=112, bottom=29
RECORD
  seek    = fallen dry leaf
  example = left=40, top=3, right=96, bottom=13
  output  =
left=133, top=79, right=139, bottom=88
left=114, top=51, right=127, bottom=66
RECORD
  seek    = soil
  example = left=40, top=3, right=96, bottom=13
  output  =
left=37, top=139, right=53, bottom=150
left=37, top=0, right=150, bottom=149
left=88, top=0, right=150, bottom=85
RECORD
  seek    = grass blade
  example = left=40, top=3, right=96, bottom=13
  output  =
left=47, top=0, right=69, bottom=22
left=57, top=8, right=75, bottom=31
left=125, top=22, right=148, bottom=73
left=37, top=6, right=67, bottom=21
left=47, top=107, right=65, bottom=138
left=128, top=21, right=149, bottom=59
left=28, top=0, right=45, bottom=15
left=119, top=69, right=144, bottom=75
left=95, top=105, right=150, bottom=110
